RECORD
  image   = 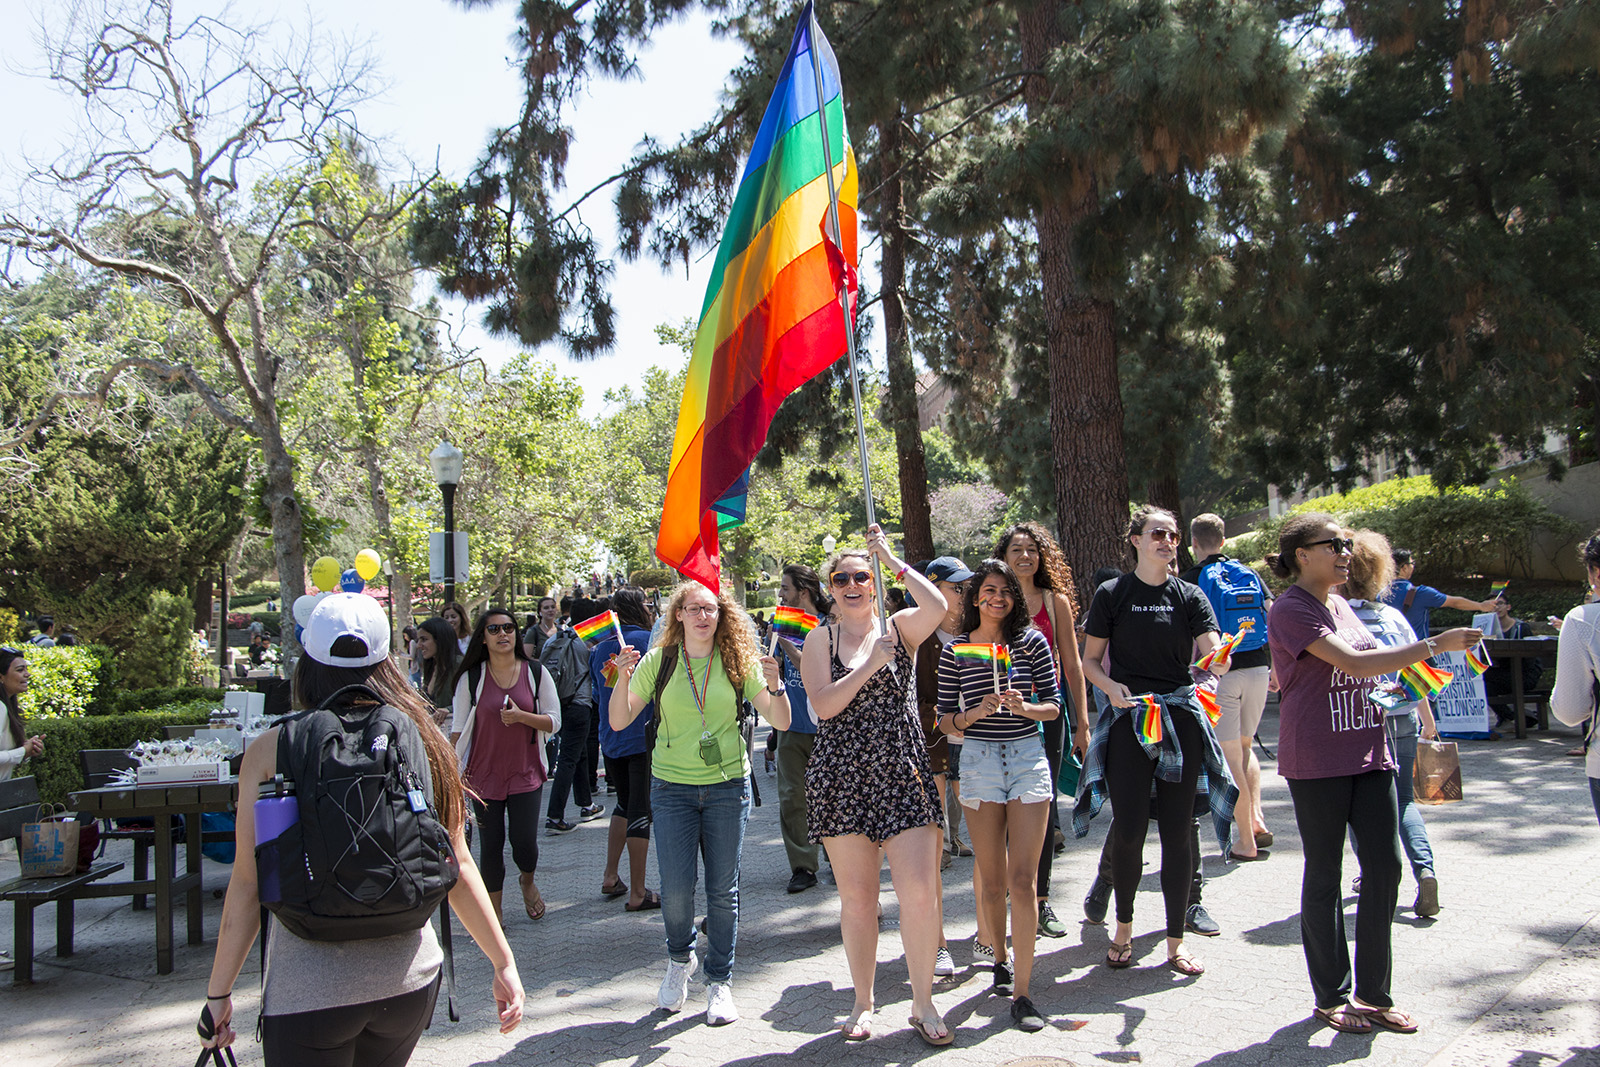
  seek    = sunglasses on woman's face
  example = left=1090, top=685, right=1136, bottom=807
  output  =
left=485, top=622, right=518, bottom=635
left=1305, top=537, right=1355, bottom=556
left=1142, top=528, right=1179, bottom=542
left=830, top=570, right=874, bottom=588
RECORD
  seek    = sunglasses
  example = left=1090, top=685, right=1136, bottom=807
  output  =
left=830, top=570, right=874, bottom=588
left=0, top=646, right=20, bottom=656
left=1142, top=529, right=1179, bottom=542
left=485, top=622, right=519, bottom=635
left=1305, top=537, right=1355, bottom=555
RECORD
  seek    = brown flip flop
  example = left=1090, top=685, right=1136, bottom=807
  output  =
left=1355, top=1006, right=1419, bottom=1033
left=1312, top=1003, right=1373, bottom=1034
left=519, top=872, right=546, bottom=920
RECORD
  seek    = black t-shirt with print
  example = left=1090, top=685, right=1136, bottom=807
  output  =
left=1085, top=573, right=1219, bottom=696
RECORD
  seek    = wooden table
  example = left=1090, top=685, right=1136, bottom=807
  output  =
left=67, top=779, right=238, bottom=974
left=1483, top=637, right=1559, bottom=740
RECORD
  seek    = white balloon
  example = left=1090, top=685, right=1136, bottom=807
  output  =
left=292, top=594, right=320, bottom=626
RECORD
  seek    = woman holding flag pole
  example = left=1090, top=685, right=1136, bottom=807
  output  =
left=1265, top=513, right=1480, bottom=1034
left=801, top=525, right=952, bottom=1045
left=1077, top=506, right=1236, bottom=979
left=936, top=558, right=1061, bottom=1032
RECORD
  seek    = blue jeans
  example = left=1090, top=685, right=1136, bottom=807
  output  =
left=1387, top=714, right=1435, bottom=880
left=652, top=776, right=751, bottom=983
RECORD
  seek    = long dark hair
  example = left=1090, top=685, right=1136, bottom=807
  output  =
left=292, top=649, right=466, bottom=835
left=417, top=616, right=461, bottom=707
left=782, top=563, right=834, bottom=617
left=440, top=601, right=471, bottom=640
left=611, top=587, right=652, bottom=630
left=1, top=646, right=25, bottom=747
left=453, top=606, right=526, bottom=694
left=993, top=521, right=1081, bottom=618
left=961, top=559, right=1033, bottom=643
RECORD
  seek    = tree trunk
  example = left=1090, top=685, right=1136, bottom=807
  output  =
left=877, top=110, right=934, bottom=564
left=1146, top=442, right=1191, bottom=570
left=260, top=429, right=308, bottom=654
left=1021, top=1, right=1133, bottom=607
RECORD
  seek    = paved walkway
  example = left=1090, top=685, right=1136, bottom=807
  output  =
left=4, top=712, right=1599, bottom=1067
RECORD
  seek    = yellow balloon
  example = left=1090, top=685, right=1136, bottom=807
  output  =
left=354, top=548, right=382, bottom=582
left=311, top=555, right=342, bottom=592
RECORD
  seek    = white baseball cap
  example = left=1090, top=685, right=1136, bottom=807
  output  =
left=303, top=592, right=390, bottom=668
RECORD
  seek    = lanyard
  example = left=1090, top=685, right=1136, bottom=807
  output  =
left=683, top=651, right=714, bottom=737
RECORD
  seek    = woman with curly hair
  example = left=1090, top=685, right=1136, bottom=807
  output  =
left=993, top=522, right=1089, bottom=939
left=608, top=580, right=789, bottom=1026
left=1267, top=513, right=1479, bottom=1034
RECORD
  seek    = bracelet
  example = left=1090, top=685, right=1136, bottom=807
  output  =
left=894, top=564, right=909, bottom=580
left=1423, top=637, right=1437, bottom=656
left=765, top=685, right=786, bottom=697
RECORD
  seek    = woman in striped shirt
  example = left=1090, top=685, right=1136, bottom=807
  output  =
left=936, top=559, right=1060, bottom=1032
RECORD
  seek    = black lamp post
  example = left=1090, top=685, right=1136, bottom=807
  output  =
left=430, top=440, right=465, bottom=608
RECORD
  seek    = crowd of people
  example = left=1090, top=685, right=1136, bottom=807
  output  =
left=6, top=514, right=1599, bottom=1059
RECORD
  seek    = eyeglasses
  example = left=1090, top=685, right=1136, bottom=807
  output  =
left=485, top=622, right=519, bottom=635
left=830, top=570, right=874, bottom=588
left=681, top=605, right=720, bottom=618
left=1143, top=529, right=1179, bottom=542
left=1305, top=537, right=1355, bottom=555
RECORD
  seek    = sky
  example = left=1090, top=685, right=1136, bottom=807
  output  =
left=0, top=0, right=752, bottom=417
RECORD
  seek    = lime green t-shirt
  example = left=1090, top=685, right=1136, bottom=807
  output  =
left=629, top=646, right=762, bottom=784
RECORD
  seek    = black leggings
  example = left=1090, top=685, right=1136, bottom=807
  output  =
left=1105, top=710, right=1203, bottom=937
left=262, top=975, right=439, bottom=1066
left=605, top=751, right=654, bottom=839
left=472, top=787, right=542, bottom=893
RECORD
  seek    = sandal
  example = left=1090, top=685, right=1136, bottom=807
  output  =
left=626, top=889, right=662, bottom=912
left=840, top=1009, right=873, bottom=1041
left=1354, top=1006, right=1419, bottom=1033
left=908, top=1014, right=954, bottom=1047
left=519, top=872, right=546, bottom=920
left=601, top=877, right=628, bottom=899
left=1312, top=1003, right=1373, bottom=1034
left=1167, top=950, right=1205, bottom=976
left=1105, top=941, right=1133, bottom=969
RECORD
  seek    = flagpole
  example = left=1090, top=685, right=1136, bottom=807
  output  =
left=807, top=3, right=888, bottom=634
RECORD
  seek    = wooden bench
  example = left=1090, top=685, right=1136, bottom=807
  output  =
left=0, top=777, right=124, bottom=984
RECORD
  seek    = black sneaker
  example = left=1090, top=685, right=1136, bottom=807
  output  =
left=1037, top=901, right=1068, bottom=938
left=1011, top=994, right=1046, bottom=1032
left=1185, top=903, right=1221, bottom=937
left=545, top=818, right=576, bottom=834
left=993, top=961, right=1013, bottom=996
left=786, top=868, right=817, bottom=893
left=578, top=804, right=605, bottom=822
left=1083, top=874, right=1112, bottom=925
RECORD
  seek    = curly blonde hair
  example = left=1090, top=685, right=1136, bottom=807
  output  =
left=654, top=581, right=760, bottom=689
left=1343, top=529, right=1395, bottom=603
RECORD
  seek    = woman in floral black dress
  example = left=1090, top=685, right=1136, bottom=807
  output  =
left=801, top=524, right=951, bottom=1045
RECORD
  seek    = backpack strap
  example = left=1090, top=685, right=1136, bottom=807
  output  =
left=1403, top=586, right=1418, bottom=612
left=438, top=900, right=459, bottom=1022
left=646, top=644, right=679, bottom=752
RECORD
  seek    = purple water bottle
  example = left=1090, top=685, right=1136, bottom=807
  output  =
left=254, top=775, right=297, bottom=904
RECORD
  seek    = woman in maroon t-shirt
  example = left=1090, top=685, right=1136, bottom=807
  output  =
left=1267, top=514, right=1479, bottom=1036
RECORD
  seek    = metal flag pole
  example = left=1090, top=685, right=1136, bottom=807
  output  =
left=807, top=3, right=889, bottom=634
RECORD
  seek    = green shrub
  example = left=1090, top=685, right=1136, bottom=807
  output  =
left=228, top=593, right=274, bottom=608
left=86, top=643, right=121, bottom=715
left=0, top=608, right=17, bottom=644
left=628, top=568, right=675, bottom=591
left=108, top=686, right=227, bottom=715
left=17, top=645, right=103, bottom=719
left=24, top=701, right=217, bottom=805
left=121, top=590, right=197, bottom=689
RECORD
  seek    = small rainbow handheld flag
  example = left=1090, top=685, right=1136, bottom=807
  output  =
left=601, top=655, right=620, bottom=688
left=1132, top=694, right=1164, bottom=745
left=1195, top=618, right=1256, bottom=672
left=951, top=643, right=1012, bottom=671
left=1464, top=643, right=1492, bottom=675
left=1490, top=580, right=1509, bottom=598
left=573, top=611, right=623, bottom=646
left=1398, top=660, right=1454, bottom=703
left=1194, top=686, right=1222, bottom=727
left=771, top=605, right=820, bottom=644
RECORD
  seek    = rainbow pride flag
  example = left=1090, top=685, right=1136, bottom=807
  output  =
left=1133, top=695, right=1164, bottom=745
left=1398, top=660, right=1454, bottom=703
left=655, top=2, right=858, bottom=589
left=1464, top=643, right=1492, bottom=675
left=951, top=643, right=1012, bottom=672
left=601, top=655, right=620, bottom=689
left=1195, top=619, right=1255, bottom=672
left=573, top=611, right=622, bottom=647
left=771, top=605, right=820, bottom=644
left=1195, top=686, right=1222, bottom=727
left=1490, top=580, right=1509, bottom=598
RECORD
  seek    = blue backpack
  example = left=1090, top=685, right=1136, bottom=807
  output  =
left=1196, top=558, right=1269, bottom=653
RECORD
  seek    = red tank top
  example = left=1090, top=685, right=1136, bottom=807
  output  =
left=1031, top=600, right=1055, bottom=653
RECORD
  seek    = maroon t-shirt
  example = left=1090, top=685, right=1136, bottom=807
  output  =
left=464, top=665, right=546, bottom=801
left=1268, top=584, right=1394, bottom=780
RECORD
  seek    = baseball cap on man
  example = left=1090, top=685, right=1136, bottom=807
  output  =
left=303, top=593, right=390, bottom=668
left=922, top=556, right=975, bottom=583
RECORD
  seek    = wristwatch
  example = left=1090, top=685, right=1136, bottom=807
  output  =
left=765, top=685, right=787, bottom=697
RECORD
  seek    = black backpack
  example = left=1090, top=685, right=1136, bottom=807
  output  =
left=540, top=628, right=593, bottom=704
left=257, top=684, right=460, bottom=942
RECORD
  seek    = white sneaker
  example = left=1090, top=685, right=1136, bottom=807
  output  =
left=706, top=980, right=739, bottom=1025
left=933, top=947, right=956, bottom=977
left=657, top=956, right=698, bottom=1012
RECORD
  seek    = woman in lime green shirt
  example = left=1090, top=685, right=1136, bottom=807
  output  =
left=610, top=580, right=788, bottom=1026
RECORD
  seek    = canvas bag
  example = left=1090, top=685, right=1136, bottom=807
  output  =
left=21, top=805, right=80, bottom=877
left=1413, top=739, right=1463, bottom=804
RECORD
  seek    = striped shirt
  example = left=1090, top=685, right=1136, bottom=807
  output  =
left=936, top=628, right=1059, bottom=742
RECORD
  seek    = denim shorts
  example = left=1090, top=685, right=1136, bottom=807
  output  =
left=958, top=737, right=1053, bottom=808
